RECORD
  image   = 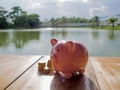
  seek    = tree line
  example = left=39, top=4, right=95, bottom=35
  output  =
left=0, top=6, right=40, bottom=29
left=44, top=16, right=118, bottom=29
left=48, top=16, right=89, bottom=26
left=0, top=6, right=119, bottom=29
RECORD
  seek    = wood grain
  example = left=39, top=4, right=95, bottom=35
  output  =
left=91, top=57, right=120, bottom=90
left=0, top=55, right=42, bottom=90
left=0, top=56, right=120, bottom=90
left=6, top=56, right=99, bottom=90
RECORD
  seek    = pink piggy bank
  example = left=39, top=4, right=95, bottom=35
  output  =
left=50, top=38, right=88, bottom=79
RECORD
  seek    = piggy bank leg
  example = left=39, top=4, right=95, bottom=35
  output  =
left=78, top=69, right=85, bottom=74
left=62, top=73, right=72, bottom=79
left=55, top=69, right=59, bottom=74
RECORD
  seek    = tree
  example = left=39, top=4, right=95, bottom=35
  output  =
left=94, top=16, right=100, bottom=27
left=0, top=7, right=7, bottom=16
left=61, top=16, right=67, bottom=23
left=28, top=14, right=40, bottom=28
left=49, top=18, right=56, bottom=26
left=16, top=11, right=29, bottom=28
left=0, top=7, right=8, bottom=28
left=0, top=6, right=41, bottom=29
left=9, top=6, right=22, bottom=19
left=8, top=6, right=23, bottom=27
left=8, top=6, right=40, bottom=28
left=90, top=16, right=100, bottom=28
left=108, top=17, right=118, bottom=29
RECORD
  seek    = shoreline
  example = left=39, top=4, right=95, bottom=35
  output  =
left=0, top=26, right=120, bottom=30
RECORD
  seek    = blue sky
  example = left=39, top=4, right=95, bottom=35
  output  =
left=0, top=0, right=120, bottom=20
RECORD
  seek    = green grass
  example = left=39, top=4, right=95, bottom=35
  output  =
left=102, top=26, right=120, bottom=30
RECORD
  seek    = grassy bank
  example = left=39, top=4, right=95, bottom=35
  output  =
left=101, top=26, right=120, bottom=30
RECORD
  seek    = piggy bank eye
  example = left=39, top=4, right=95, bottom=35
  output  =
left=57, top=49, right=60, bottom=52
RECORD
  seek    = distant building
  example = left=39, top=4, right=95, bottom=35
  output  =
left=55, top=23, right=90, bottom=27
left=40, top=23, right=90, bottom=27
left=115, top=14, right=120, bottom=26
left=100, top=17, right=109, bottom=26
left=100, top=14, right=120, bottom=26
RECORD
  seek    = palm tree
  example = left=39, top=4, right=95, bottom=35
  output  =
left=94, top=16, right=100, bottom=27
left=89, top=16, right=100, bottom=28
left=61, top=16, right=67, bottom=26
left=108, top=18, right=118, bottom=29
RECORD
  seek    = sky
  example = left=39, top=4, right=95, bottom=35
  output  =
left=0, top=0, right=120, bottom=20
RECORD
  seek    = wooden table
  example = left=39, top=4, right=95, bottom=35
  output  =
left=0, top=55, right=120, bottom=90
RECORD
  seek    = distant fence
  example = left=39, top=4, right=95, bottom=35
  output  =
left=40, top=23, right=90, bottom=27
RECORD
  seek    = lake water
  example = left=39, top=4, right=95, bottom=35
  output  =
left=0, top=28, right=120, bottom=57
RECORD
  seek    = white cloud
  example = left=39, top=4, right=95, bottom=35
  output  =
left=58, top=0, right=88, bottom=3
left=89, top=8, right=98, bottom=16
left=89, top=4, right=108, bottom=17
left=32, top=3, right=41, bottom=9
left=83, top=0, right=88, bottom=3
left=25, top=0, right=45, bottom=9
left=0, top=0, right=120, bottom=20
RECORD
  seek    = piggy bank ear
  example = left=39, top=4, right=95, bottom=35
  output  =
left=51, top=38, right=58, bottom=46
left=65, top=41, right=75, bottom=53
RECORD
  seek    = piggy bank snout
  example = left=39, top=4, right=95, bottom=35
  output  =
left=51, top=50, right=57, bottom=59
left=50, top=52, right=57, bottom=64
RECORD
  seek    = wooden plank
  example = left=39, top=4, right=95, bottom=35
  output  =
left=91, top=57, right=120, bottom=90
left=84, top=57, right=100, bottom=90
left=6, top=56, right=99, bottom=90
left=0, top=55, right=42, bottom=90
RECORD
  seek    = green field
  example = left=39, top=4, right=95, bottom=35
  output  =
left=101, top=26, right=120, bottom=30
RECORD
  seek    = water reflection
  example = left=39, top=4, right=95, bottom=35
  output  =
left=0, top=32, right=9, bottom=47
left=50, top=74, right=98, bottom=90
left=51, top=29, right=67, bottom=38
left=13, top=31, right=40, bottom=48
left=0, top=31, right=40, bottom=48
left=108, top=30, right=116, bottom=40
left=91, top=31, right=99, bottom=39
left=0, top=28, right=120, bottom=56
